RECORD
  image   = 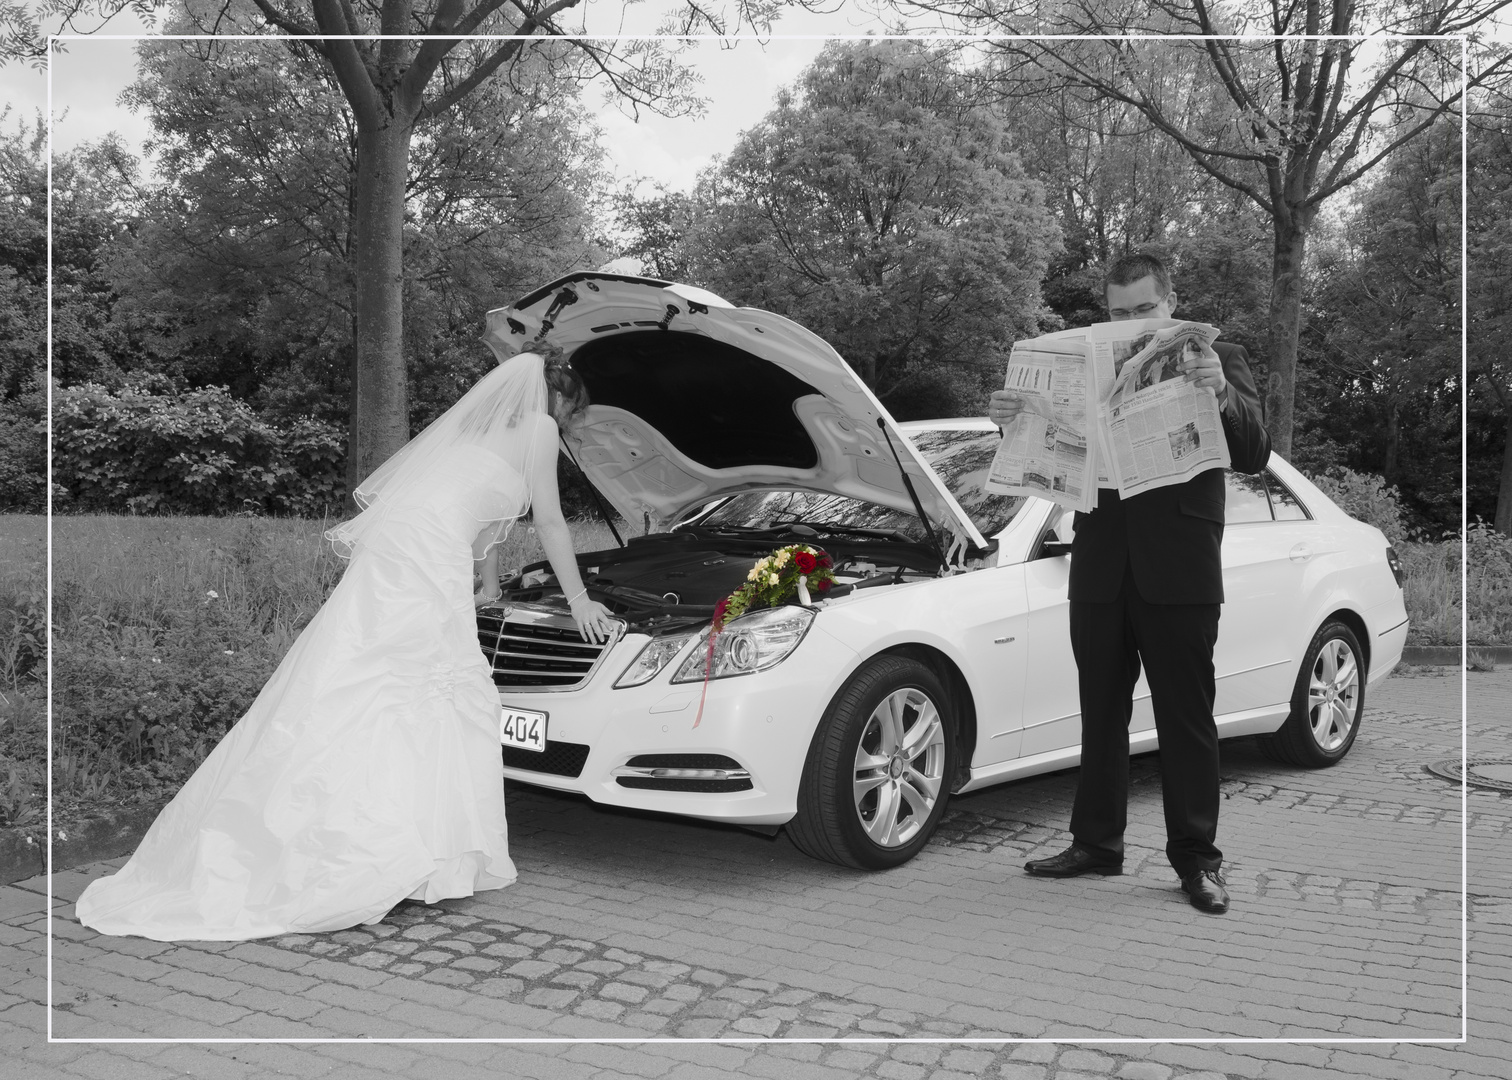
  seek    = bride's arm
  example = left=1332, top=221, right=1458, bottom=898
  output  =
left=473, top=543, right=501, bottom=607
left=528, top=416, right=617, bottom=643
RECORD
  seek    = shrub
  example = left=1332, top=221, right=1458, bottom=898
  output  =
left=1397, top=539, right=1460, bottom=646
left=1306, top=466, right=1412, bottom=543
left=1468, top=521, right=1512, bottom=645
left=0, top=383, right=45, bottom=513
left=51, top=375, right=347, bottom=517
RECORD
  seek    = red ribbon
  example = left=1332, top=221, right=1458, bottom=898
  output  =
left=693, top=599, right=728, bottom=729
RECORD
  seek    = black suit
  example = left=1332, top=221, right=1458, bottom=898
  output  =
left=1067, top=342, right=1270, bottom=877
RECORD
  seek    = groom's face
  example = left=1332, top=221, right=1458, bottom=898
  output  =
left=1106, top=275, right=1177, bottom=321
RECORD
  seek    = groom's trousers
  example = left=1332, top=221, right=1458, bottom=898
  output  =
left=1067, top=559, right=1223, bottom=879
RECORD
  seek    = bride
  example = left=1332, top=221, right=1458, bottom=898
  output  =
left=76, top=350, right=617, bottom=941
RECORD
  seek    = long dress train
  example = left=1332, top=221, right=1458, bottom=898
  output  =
left=75, top=452, right=523, bottom=941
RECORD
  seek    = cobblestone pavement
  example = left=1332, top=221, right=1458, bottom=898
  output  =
left=2, top=668, right=1506, bottom=1079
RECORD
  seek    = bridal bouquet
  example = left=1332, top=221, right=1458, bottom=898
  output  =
left=714, top=544, right=836, bottom=630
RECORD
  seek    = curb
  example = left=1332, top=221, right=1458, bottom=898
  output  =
left=0, top=803, right=167, bottom=886
left=1402, top=645, right=1512, bottom=666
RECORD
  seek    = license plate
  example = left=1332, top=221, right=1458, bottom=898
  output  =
left=500, top=707, right=547, bottom=753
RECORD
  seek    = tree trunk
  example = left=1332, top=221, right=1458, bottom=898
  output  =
left=1265, top=215, right=1311, bottom=458
left=1497, top=402, right=1512, bottom=536
left=345, top=120, right=414, bottom=502
left=1382, top=395, right=1401, bottom=482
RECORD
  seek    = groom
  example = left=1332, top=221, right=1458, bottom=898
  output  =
left=988, top=253, right=1271, bottom=914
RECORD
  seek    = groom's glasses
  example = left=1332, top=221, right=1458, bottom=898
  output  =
left=1108, top=293, right=1171, bottom=320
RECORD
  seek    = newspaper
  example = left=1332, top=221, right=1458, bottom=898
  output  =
left=986, top=319, right=1231, bottom=512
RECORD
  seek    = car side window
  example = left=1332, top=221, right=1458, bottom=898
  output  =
left=1267, top=471, right=1312, bottom=520
left=1225, top=471, right=1273, bottom=524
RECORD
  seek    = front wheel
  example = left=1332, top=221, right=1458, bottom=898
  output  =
left=787, top=655, right=956, bottom=869
left=1259, top=619, right=1365, bottom=768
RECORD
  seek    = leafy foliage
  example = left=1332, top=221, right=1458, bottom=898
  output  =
left=1306, top=467, right=1414, bottom=544
left=52, top=375, right=347, bottom=516
left=685, top=39, right=1061, bottom=419
left=1297, top=116, right=1462, bottom=533
left=1469, top=63, right=1512, bottom=533
left=116, top=11, right=605, bottom=434
left=1468, top=522, right=1512, bottom=644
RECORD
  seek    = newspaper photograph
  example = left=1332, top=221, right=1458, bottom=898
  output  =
left=986, top=319, right=1230, bottom=510
left=1104, top=320, right=1230, bottom=496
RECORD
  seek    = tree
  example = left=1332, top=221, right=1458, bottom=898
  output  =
left=11, top=1, right=823, bottom=500
left=685, top=39, right=1062, bottom=418
left=1306, top=116, right=1462, bottom=531
left=190, top=0, right=835, bottom=499
left=111, top=9, right=602, bottom=434
left=0, top=113, right=146, bottom=509
left=610, top=181, right=696, bottom=283
left=887, top=0, right=1507, bottom=456
left=1469, top=65, right=1512, bottom=534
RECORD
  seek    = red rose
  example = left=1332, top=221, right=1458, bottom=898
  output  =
left=815, top=578, right=831, bottom=592
left=795, top=551, right=817, bottom=574
left=817, top=553, right=832, bottom=568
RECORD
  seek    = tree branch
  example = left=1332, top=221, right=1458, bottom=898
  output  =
left=304, top=0, right=382, bottom=125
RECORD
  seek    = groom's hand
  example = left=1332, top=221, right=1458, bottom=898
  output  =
left=989, top=391, right=1026, bottom=430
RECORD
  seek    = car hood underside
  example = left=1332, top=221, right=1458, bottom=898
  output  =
left=483, top=274, right=988, bottom=558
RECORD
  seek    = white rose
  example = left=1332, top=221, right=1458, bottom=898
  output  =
left=768, top=572, right=779, bottom=586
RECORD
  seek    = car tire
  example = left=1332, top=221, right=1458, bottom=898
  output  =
left=1259, top=619, right=1366, bottom=768
left=787, top=655, right=956, bottom=869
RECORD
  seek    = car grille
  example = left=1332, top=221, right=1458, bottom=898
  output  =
left=501, top=740, right=590, bottom=778
left=477, top=608, right=611, bottom=691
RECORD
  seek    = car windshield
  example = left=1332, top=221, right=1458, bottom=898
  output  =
left=690, top=427, right=1028, bottom=540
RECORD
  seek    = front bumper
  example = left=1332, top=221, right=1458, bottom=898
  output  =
left=494, top=625, right=859, bottom=825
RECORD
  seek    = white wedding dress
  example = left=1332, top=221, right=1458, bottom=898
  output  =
left=76, top=447, right=525, bottom=941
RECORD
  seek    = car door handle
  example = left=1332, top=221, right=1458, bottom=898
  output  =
left=1289, top=543, right=1312, bottom=563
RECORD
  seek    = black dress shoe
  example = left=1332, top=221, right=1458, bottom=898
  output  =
left=1181, top=869, right=1230, bottom=914
left=1024, top=846, right=1123, bottom=877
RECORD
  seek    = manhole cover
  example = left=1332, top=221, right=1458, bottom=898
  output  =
left=1424, top=758, right=1512, bottom=793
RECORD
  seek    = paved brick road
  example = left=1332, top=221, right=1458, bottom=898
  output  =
left=2, top=668, right=1506, bottom=1079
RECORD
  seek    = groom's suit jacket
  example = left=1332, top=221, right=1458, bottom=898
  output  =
left=1068, top=342, right=1272, bottom=606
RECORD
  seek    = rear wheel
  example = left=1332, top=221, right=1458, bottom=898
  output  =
left=787, top=656, right=955, bottom=869
left=1259, top=620, right=1365, bottom=768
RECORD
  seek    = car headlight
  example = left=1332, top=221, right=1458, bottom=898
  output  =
left=670, top=607, right=816, bottom=683
left=614, top=634, right=697, bottom=688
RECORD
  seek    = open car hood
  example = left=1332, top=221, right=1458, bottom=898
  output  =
left=483, top=273, right=989, bottom=559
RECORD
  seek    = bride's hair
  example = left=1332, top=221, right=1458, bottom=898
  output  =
left=538, top=340, right=591, bottom=419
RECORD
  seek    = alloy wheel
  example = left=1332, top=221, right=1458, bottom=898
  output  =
left=851, top=687, right=945, bottom=848
left=1307, top=637, right=1360, bottom=752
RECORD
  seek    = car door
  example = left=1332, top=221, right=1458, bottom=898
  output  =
left=1011, top=471, right=1309, bottom=758
left=1012, top=508, right=1160, bottom=758
left=1213, top=470, right=1319, bottom=719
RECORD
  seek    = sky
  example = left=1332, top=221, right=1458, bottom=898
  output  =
left=0, top=4, right=916, bottom=194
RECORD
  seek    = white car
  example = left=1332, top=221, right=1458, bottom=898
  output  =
left=475, top=273, right=1410, bottom=869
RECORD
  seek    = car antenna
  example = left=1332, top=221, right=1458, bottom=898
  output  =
left=876, top=417, right=949, bottom=574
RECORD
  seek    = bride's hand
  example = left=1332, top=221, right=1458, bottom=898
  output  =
left=569, top=596, right=617, bottom=643
left=474, top=584, right=501, bottom=608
